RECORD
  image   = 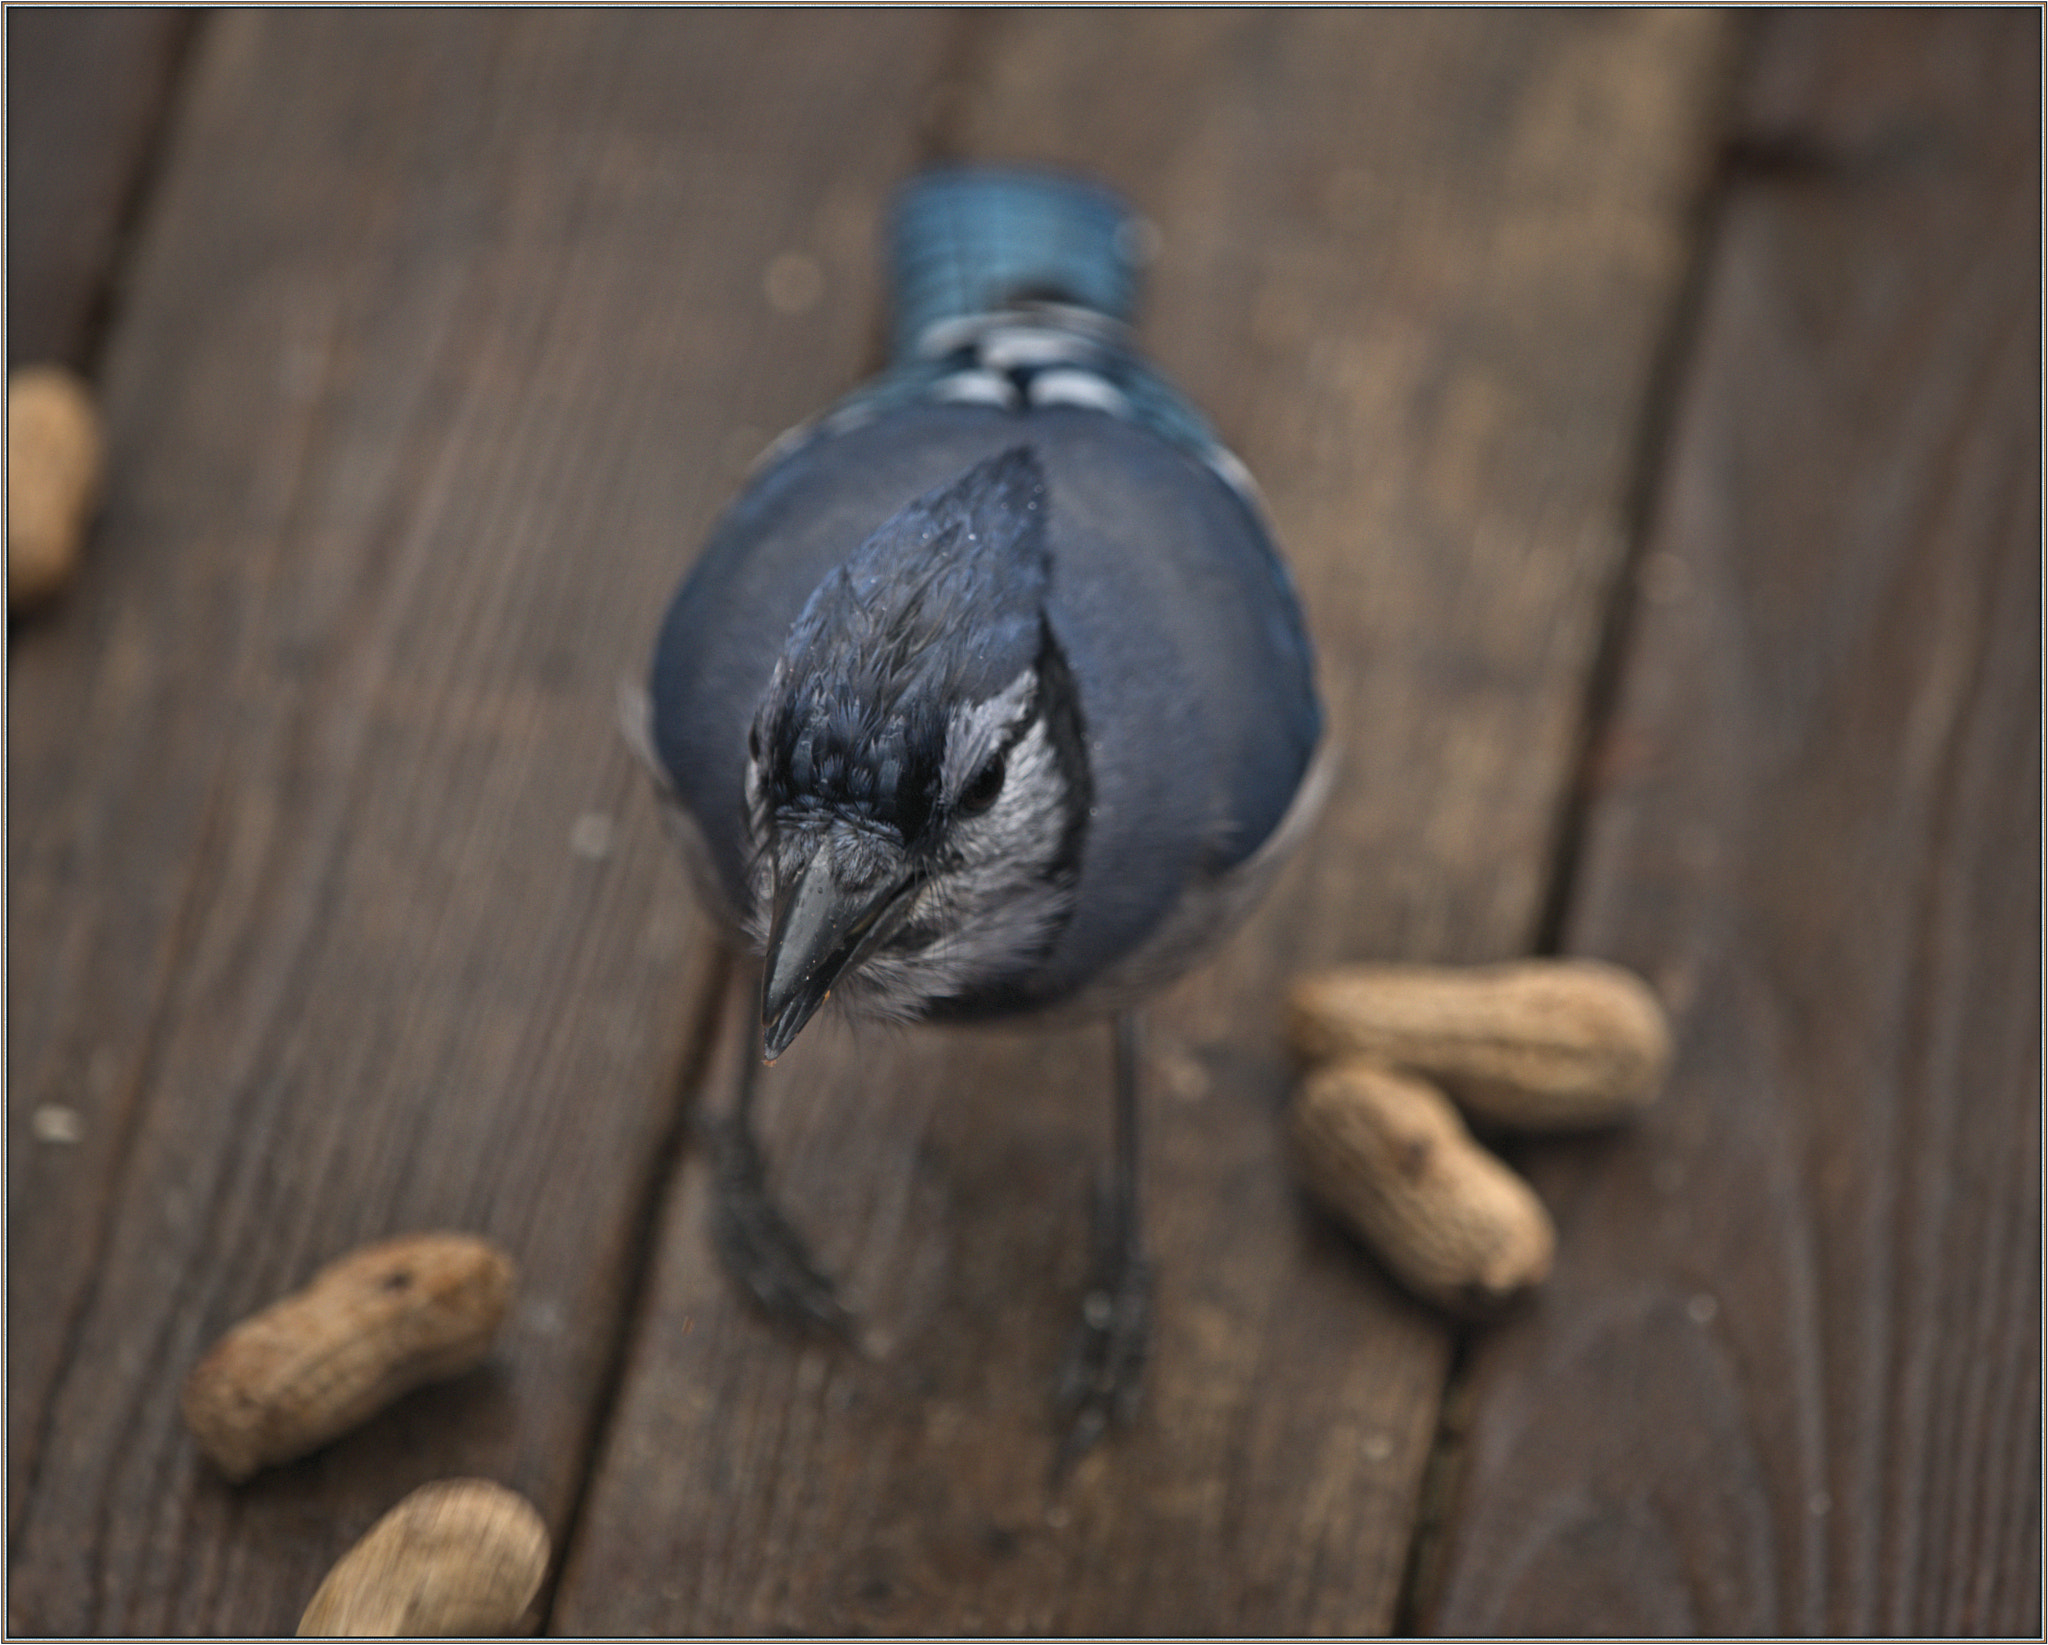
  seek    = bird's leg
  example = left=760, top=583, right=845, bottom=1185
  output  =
left=704, top=989, right=858, bottom=1344
left=1054, top=1010, right=1155, bottom=1474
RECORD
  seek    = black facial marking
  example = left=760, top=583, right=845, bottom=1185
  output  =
left=1034, top=615, right=1092, bottom=886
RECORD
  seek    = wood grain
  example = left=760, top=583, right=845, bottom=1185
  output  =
left=553, top=12, right=1734, bottom=1635
left=1429, top=11, right=2041, bottom=1635
left=6, top=11, right=948, bottom=1634
left=6, top=8, right=195, bottom=369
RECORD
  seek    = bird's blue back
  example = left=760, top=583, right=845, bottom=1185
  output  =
left=888, top=168, right=1138, bottom=357
left=650, top=168, right=1321, bottom=1013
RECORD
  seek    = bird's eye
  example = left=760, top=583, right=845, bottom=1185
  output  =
left=958, top=753, right=1006, bottom=815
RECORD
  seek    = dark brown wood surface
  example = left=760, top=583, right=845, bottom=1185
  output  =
left=7, top=9, right=2036, bottom=1638
left=6, top=8, right=195, bottom=369
left=1428, top=11, right=2042, bottom=1637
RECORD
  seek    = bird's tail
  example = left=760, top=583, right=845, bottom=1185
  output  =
left=888, top=167, right=1143, bottom=361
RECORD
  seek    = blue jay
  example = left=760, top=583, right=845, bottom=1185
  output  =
left=639, top=167, right=1323, bottom=1462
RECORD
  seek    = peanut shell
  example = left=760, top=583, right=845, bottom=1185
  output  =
left=183, top=1232, right=515, bottom=1481
left=1290, top=1058, right=1554, bottom=1314
left=8, top=364, right=104, bottom=609
left=298, top=1478, right=549, bottom=1636
left=1289, top=958, right=1671, bottom=1130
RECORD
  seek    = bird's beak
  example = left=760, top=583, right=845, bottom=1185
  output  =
left=760, top=836, right=918, bottom=1062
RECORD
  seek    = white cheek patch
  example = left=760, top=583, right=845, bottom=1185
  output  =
left=940, top=667, right=1036, bottom=797
left=942, top=717, right=1063, bottom=870
left=859, top=715, right=1072, bottom=1005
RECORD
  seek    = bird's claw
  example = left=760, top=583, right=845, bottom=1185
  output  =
left=706, top=1113, right=860, bottom=1345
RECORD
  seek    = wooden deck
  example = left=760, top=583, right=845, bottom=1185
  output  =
left=8, top=11, right=2037, bottom=1636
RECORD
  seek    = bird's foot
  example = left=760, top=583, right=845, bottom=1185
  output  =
left=1052, top=1180, right=1154, bottom=1478
left=705, top=1112, right=860, bottom=1345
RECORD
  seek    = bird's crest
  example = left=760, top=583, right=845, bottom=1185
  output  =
left=757, top=447, right=1050, bottom=845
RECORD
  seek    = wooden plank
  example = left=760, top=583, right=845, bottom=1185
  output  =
left=5, top=12, right=952, bottom=1634
left=6, top=8, right=196, bottom=369
left=554, top=12, right=1734, bottom=1634
left=1429, top=11, right=2041, bottom=1635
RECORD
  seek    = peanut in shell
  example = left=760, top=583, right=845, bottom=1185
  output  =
left=1290, top=1058, right=1555, bottom=1314
left=183, top=1232, right=515, bottom=1481
left=1289, top=958, right=1671, bottom=1131
left=297, top=1478, right=549, bottom=1636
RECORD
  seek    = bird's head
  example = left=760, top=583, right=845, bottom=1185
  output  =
left=743, top=447, right=1091, bottom=1059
